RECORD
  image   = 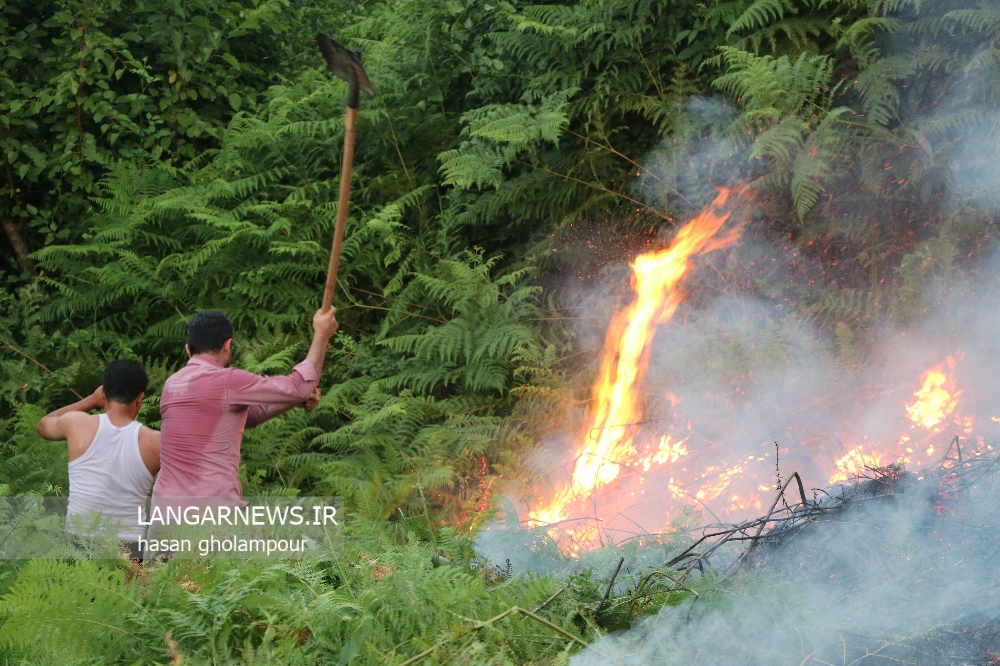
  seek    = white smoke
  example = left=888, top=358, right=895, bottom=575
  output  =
left=481, top=7, right=1000, bottom=641
left=571, top=465, right=1000, bottom=664
left=530, top=239, right=1000, bottom=542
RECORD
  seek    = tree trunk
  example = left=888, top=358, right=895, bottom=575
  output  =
left=1, top=217, right=37, bottom=277
left=2, top=134, right=37, bottom=278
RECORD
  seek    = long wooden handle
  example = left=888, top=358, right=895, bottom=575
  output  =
left=322, top=103, right=358, bottom=312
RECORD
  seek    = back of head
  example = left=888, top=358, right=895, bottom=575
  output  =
left=187, top=310, right=234, bottom=355
left=103, top=360, right=149, bottom=404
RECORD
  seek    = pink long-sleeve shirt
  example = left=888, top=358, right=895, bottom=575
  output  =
left=152, top=356, right=318, bottom=500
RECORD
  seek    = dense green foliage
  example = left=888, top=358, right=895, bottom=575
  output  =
left=2, top=0, right=999, bottom=661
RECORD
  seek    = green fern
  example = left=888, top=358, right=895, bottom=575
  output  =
left=727, top=0, right=798, bottom=35
left=0, top=559, right=149, bottom=659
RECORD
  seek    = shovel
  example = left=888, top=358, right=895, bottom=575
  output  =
left=315, top=33, right=375, bottom=312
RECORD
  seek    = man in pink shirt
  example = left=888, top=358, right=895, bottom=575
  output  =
left=152, top=308, right=338, bottom=501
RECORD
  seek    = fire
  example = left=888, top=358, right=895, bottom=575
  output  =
left=524, top=184, right=984, bottom=550
left=695, top=464, right=744, bottom=503
left=638, top=435, right=688, bottom=472
left=905, top=357, right=962, bottom=430
left=827, top=357, right=964, bottom=484
left=530, top=188, right=741, bottom=527
left=830, top=446, right=884, bottom=484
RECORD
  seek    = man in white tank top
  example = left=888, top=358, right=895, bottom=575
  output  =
left=36, top=360, right=160, bottom=558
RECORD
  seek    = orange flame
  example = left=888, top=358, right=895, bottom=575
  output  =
left=531, top=188, right=741, bottom=527
left=527, top=185, right=981, bottom=550
left=830, top=446, right=885, bottom=484
left=905, top=356, right=962, bottom=430
left=638, top=435, right=688, bottom=472
left=827, top=356, right=964, bottom=484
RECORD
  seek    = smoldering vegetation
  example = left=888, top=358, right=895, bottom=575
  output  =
left=516, top=0, right=1000, bottom=539
left=485, top=1, right=1000, bottom=660
left=516, top=224, right=1000, bottom=548
left=570, top=447, right=1000, bottom=665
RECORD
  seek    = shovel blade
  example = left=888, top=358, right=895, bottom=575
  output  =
left=315, top=33, right=375, bottom=96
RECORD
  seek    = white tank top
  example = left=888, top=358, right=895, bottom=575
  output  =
left=67, top=414, right=154, bottom=541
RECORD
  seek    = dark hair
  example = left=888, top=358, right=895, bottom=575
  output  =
left=103, top=360, right=149, bottom=404
left=187, top=310, right=234, bottom=354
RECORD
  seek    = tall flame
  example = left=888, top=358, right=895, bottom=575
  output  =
left=532, top=188, right=741, bottom=527
left=905, top=356, right=962, bottom=430
left=528, top=182, right=982, bottom=548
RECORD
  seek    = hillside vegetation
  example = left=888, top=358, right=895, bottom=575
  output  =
left=1, top=0, right=998, bottom=662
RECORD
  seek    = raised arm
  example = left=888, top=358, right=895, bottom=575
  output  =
left=306, top=307, right=339, bottom=376
left=235, top=309, right=336, bottom=427
left=36, top=387, right=105, bottom=440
